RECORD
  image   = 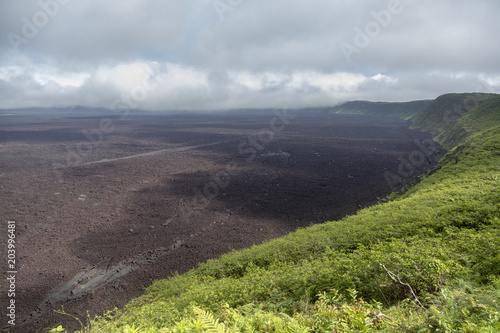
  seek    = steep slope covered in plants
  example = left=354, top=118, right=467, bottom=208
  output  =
left=409, top=93, right=500, bottom=149
left=331, top=100, right=432, bottom=119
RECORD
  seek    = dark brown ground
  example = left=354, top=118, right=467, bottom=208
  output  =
left=0, top=110, right=444, bottom=332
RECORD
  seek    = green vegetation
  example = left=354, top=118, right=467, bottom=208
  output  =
left=61, top=93, right=500, bottom=332
left=409, top=93, right=500, bottom=149
left=331, top=100, right=432, bottom=119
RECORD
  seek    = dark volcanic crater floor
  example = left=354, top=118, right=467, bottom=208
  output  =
left=0, top=111, right=445, bottom=332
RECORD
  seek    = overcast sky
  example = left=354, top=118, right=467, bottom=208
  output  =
left=0, top=0, right=499, bottom=111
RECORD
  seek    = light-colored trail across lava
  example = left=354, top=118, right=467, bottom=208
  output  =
left=80, top=140, right=230, bottom=166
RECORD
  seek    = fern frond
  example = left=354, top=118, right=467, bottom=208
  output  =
left=193, top=306, right=230, bottom=333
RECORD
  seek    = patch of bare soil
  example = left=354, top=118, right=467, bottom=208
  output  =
left=0, top=111, right=444, bottom=332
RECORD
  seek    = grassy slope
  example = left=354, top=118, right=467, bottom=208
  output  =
left=409, top=93, right=500, bottom=149
left=331, top=100, right=432, bottom=119
left=83, top=94, right=500, bottom=333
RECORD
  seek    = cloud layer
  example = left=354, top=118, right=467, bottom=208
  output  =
left=1, top=0, right=499, bottom=110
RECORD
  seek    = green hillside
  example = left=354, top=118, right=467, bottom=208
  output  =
left=331, top=100, right=432, bottom=119
left=409, top=93, right=500, bottom=149
left=59, top=93, right=500, bottom=333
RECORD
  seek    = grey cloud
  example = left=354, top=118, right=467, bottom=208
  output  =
left=0, top=0, right=499, bottom=110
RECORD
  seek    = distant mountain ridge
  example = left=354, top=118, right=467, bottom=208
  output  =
left=331, top=99, right=433, bottom=119
left=409, top=93, right=500, bottom=149
left=333, top=93, right=500, bottom=149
